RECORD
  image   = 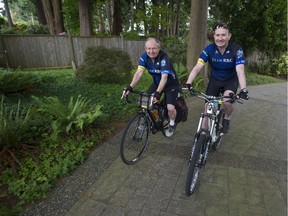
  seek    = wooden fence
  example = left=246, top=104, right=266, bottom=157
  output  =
left=0, top=35, right=146, bottom=69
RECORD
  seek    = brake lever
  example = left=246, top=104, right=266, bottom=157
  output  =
left=121, top=90, right=126, bottom=99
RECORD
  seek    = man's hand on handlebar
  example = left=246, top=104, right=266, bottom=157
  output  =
left=121, top=85, right=133, bottom=99
left=153, top=91, right=160, bottom=103
left=182, top=83, right=196, bottom=95
left=237, top=88, right=249, bottom=100
left=183, top=83, right=191, bottom=90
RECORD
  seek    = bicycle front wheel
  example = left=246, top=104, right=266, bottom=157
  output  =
left=212, top=109, right=225, bottom=151
left=120, top=113, right=149, bottom=165
left=185, top=134, right=206, bottom=196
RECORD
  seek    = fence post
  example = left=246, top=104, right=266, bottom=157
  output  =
left=67, top=30, right=77, bottom=69
left=0, top=35, right=10, bottom=68
left=120, top=33, right=124, bottom=50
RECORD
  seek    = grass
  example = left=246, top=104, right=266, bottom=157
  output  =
left=0, top=67, right=285, bottom=215
left=246, top=71, right=285, bottom=86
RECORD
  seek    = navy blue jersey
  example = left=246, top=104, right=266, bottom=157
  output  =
left=198, top=42, right=245, bottom=81
left=138, top=50, right=179, bottom=90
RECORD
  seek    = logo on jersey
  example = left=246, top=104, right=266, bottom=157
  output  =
left=203, top=50, right=208, bottom=57
left=151, top=69, right=161, bottom=74
left=236, top=49, right=244, bottom=59
left=212, top=58, right=233, bottom=63
left=161, top=59, right=167, bottom=67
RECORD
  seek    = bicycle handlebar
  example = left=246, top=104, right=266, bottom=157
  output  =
left=121, top=89, right=155, bottom=104
left=181, top=87, right=243, bottom=104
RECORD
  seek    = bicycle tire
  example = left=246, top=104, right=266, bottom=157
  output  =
left=160, top=106, right=170, bottom=137
left=212, top=109, right=225, bottom=151
left=120, top=113, right=149, bottom=165
left=161, top=116, right=170, bottom=137
left=185, top=134, right=206, bottom=196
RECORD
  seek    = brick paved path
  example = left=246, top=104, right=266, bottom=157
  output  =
left=21, top=82, right=287, bottom=216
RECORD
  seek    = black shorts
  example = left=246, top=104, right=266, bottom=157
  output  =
left=206, top=76, right=239, bottom=96
left=147, top=83, right=179, bottom=106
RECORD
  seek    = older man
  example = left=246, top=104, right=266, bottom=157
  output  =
left=125, top=37, right=180, bottom=137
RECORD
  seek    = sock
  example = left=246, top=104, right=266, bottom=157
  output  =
left=169, top=119, right=175, bottom=126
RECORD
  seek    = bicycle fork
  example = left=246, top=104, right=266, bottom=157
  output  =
left=133, top=115, right=147, bottom=141
left=193, top=112, right=216, bottom=168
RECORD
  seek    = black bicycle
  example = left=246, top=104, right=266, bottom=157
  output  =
left=185, top=89, right=243, bottom=196
left=120, top=90, right=170, bottom=165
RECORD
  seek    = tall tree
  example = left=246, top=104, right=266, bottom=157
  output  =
left=3, top=0, right=13, bottom=27
left=62, top=0, right=79, bottom=35
left=186, top=0, right=208, bottom=75
left=79, top=0, right=93, bottom=36
left=41, top=0, right=64, bottom=34
left=95, top=1, right=105, bottom=33
left=106, top=0, right=113, bottom=33
left=209, top=0, right=287, bottom=58
left=129, top=0, right=135, bottom=31
left=112, top=0, right=122, bottom=35
left=34, top=0, right=47, bottom=25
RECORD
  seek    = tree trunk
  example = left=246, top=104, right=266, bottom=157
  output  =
left=3, top=0, right=13, bottom=28
left=151, top=0, right=160, bottom=36
left=41, top=0, right=64, bottom=35
left=106, top=0, right=113, bottom=33
left=52, top=0, right=64, bottom=34
left=130, top=0, right=134, bottom=31
left=173, top=2, right=180, bottom=36
left=112, top=0, right=122, bottom=35
left=79, top=0, right=93, bottom=36
left=186, top=0, right=208, bottom=86
left=97, top=5, right=105, bottom=33
left=34, top=0, right=47, bottom=25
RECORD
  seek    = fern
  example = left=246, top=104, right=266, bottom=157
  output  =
left=174, top=63, right=189, bottom=84
left=0, top=95, right=31, bottom=149
left=33, top=95, right=102, bottom=140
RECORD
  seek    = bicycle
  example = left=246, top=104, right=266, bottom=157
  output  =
left=120, top=89, right=170, bottom=165
left=184, top=88, right=243, bottom=196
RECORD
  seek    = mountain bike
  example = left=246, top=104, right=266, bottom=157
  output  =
left=185, top=88, right=243, bottom=196
left=120, top=90, right=170, bottom=165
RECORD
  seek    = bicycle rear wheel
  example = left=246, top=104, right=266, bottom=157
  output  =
left=120, top=113, right=149, bottom=165
left=212, top=109, right=225, bottom=151
left=185, top=134, right=206, bottom=196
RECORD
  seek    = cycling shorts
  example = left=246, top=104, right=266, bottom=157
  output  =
left=147, top=83, right=179, bottom=106
left=206, top=76, right=239, bottom=96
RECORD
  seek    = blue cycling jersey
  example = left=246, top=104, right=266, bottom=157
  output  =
left=138, top=50, right=179, bottom=90
left=198, top=41, right=245, bottom=81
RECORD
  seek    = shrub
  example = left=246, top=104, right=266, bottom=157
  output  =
left=75, top=46, right=133, bottom=84
left=0, top=69, right=40, bottom=95
left=1, top=137, right=94, bottom=207
left=163, top=36, right=187, bottom=66
left=270, top=54, right=288, bottom=78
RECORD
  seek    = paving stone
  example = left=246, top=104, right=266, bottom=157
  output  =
left=20, top=83, right=287, bottom=216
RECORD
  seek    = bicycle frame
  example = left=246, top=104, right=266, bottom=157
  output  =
left=120, top=89, right=170, bottom=165
left=185, top=88, right=243, bottom=195
left=195, top=98, right=221, bottom=141
left=121, top=90, right=169, bottom=134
